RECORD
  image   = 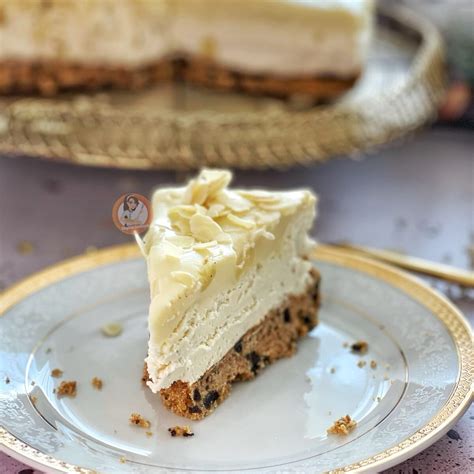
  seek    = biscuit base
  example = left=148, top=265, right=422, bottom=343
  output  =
left=0, top=58, right=358, bottom=99
left=143, top=268, right=320, bottom=420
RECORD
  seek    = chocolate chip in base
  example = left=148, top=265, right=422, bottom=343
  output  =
left=203, top=390, right=219, bottom=409
left=189, top=405, right=202, bottom=414
left=283, top=308, right=291, bottom=323
left=193, top=388, right=201, bottom=402
left=234, top=339, right=243, bottom=353
left=247, top=351, right=261, bottom=374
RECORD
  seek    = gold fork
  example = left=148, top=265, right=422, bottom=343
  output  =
left=318, top=243, right=474, bottom=288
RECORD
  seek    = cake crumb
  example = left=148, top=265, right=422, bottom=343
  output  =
left=119, top=456, right=126, bottom=464
left=357, top=360, right=366, bottom=368
left=129, top=412, right=151, bottom=429
left=146, top=431, right=153, bottom=437
left=351, top=341, right=368, bottom=354
left=327, top=415, right=357, bottom=436
left=383, top=374, right=390, bottom=381
left=45, top=347, right=52, bottom=354
left=4, top=376, right=10, bottom=384
left=57, top=380, right=77, bottom=397
left=342, top=342, right=349, bottom=348
left=51, top=368, right=63, bottom=378
left=377, top=396, right=381, bottom=402
left=370, top=360, right=377, bottom=369
left=17, top=240, right=35, bottom=255
left=31, top=381, right=35, bottom=386
left=330, top=367, right=336, bottom=374
left=91, top=377, right=103, bottom=390
left=168, top=425, right=194, bottom=437
left=101, top=322, right=123, bottom=337
left=30, top=395, right=38, bottom=405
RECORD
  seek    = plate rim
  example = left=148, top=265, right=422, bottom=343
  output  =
left=0, top=243, right=472, bottom=473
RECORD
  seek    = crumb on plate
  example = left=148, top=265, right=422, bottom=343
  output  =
left=30, top=395, right=38, bottom=405
left=129, top=412, right=151, bottom=429
left=327, top=415, right=357, bottom=436
left=168, top=425, right=194, bottom=437
left=4, top=376, right=10, bottom=384
left=91, top=377, right=103, bottom=390
left=119, top=456, right=126, bottom=464
left=330, top=367, right=336, bottom=374
left=101, top=322, right=123, bottom=337
left=357, top=360, right=366, bottom=368
left=45, top=347, right=52, bottom=354
left=146, top=431, right=153, bottom=437
left=57, top=380, right=77, bottom=398
left=351, top=341, right=368, bottom=354
left=51, top=368, right=63, bottom=378
left=370, top=360, right=377, bottom=369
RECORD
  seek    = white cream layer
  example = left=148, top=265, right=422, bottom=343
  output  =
left=171, top=0, right=373, bottom=77
left=0, top=0, right=373, bottom=76
left=139, top=169, right=317, bottom=391
left=0, top=1, right=169, bottom=67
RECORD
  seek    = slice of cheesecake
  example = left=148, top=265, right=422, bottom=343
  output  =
left=139, top=169, right=320, bottom=419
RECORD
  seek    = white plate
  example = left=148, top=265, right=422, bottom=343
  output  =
left=0, top=244, right=472, bottom=473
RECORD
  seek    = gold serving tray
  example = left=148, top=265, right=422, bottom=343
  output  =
left=0, top=4, right=446, bottom=170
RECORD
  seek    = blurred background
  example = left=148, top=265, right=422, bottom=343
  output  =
left=0, top=0, right=472, bottom=473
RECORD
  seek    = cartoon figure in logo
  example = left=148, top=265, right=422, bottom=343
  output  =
left=118, top=194, right=148, bottom=228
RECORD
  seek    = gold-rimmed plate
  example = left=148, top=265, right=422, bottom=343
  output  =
left=0, top=4, right=445, bottom=170
left=0, top=244, right=472, bottom=473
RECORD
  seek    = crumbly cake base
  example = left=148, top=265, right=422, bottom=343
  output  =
left=0, top=58, right=358, bottom=99
left=142, top=268, right=320, bottom=420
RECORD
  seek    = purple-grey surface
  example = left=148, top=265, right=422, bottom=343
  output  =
left=0, top=128, right=472, bottom=473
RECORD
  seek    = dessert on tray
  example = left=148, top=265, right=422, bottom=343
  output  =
left=138, top=169, right=320, bottom=419
left=0, top=0, right=374, bottom=99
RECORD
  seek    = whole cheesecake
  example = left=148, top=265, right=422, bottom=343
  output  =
left=138, top=169, right=320, bottom=419
left=0, top=0, right=374, bottom=98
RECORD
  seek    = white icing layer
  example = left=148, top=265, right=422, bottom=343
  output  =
left=0, top=0, right=373, bottom=76
left=140, top=169, right=317, bottom=390
left=0, top=1, right=169, bottom=66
